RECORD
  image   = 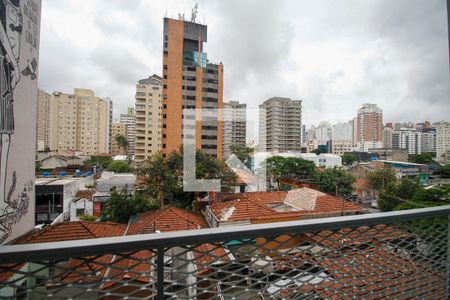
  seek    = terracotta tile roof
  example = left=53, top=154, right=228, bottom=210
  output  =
left=303, top=224, right=411, bottom=250
left=13, top=222, right=127, bottom=244
left=210, top=188, right=364, bottom=223
left=273, top=248, right=444, bottom=299
left=222, top=191, right=287, bottom=204
left=128, top=207, right=208, bottom=234
left=75, top=189, right=96, bottom=200
left=210, top=198, right=277, bottom=222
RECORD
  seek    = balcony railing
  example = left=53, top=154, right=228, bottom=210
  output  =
left=0, top=205, right=449, bottom=299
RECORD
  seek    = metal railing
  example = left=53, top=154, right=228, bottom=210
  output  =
left=0, top=205, right=449, bottom=299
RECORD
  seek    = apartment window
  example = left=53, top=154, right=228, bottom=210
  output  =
left=76, top=208, right=85, bottom=216
left=183, top=86, right=196, bottom=91
left=163, top=84, right=167, bottom=89
left=163, top=64, right=168, bottom=70
left=203, top=87, right=218, bottom=93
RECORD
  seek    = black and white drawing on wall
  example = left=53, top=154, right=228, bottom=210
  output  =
left=0, top=0, right=41, bottom=243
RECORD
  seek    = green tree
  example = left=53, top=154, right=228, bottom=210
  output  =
left=438, top=165, right=450, bottom=178
left=341, top=153, right=357, bottom=165
left=265, top=156, right=286, bottom=190
left=85, top=155, right=113, bottom=169
left=115, top=135, right=129, bottom=155
left=107, top=189, right=157, bottom=223
left=265, top=156, right=317, bottom=190
left=367, top=168, right=397, bottom=190
left=229, top=144, right=254, bottom=168
left=282, top=157, right=317, bottom=181
left=311, top=148, right=321, bottom=155
left=107, top=161, right=132, bottom=173
left=408, top=152, right=436, bottom=164
left=314, top=167, right=355, bottom=196
left=377, top=178, right=431, bottom=212
left=79, top=214, right=97, bottom=222
left=136, top=148, right=236, bottom=209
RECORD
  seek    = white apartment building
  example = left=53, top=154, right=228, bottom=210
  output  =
left=134, top=75, right=163, bottom=164
left=392, top=129, right=436, bottom=155
left=259, top=97, right=302, bottom=152
left=222, top=101, right=247, bottom=159
left=49, top=89, right=112, bottom=156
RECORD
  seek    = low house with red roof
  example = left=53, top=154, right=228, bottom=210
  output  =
left=353, top=178, right=376, bottom=204
left=1, top=221, right=128, bottom=298
left=205, top=188, right=365, bottom=228
left=69, top=189, right=96, bottom=221
left=2, top=208, right=233, bottom=299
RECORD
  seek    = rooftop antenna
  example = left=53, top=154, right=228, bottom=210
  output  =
left=191, top=3, right=198, bottom=23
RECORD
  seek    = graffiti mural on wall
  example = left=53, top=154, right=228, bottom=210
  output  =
left=0, top=0, right=40, bottom=243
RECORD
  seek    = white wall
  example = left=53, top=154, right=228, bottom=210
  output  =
left=70, top=199, right=94, bottom=221
left=0, top=0, right=42, bottom=244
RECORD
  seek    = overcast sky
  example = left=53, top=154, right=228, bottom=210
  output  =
left=39, top=0, right=449, bottom=127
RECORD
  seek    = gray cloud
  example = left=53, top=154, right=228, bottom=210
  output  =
left=39, top=0, right=449, bottom=127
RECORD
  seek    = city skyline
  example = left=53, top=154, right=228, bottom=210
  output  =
left=38, top=0, right=449, bottom=127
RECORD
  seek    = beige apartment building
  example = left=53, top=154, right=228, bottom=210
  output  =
left=135, top=75, right=163, bottom=164
left=120, top=107, right=136, bottom=155
left=49, top=88, right=112, bottom=156
left=36, top=88, right=51, bottom=151
left=111, top=123, right=127, bottom=155
left=436, top=122, right=450, bottom=163
left=332, top=140, right=353, bottom=155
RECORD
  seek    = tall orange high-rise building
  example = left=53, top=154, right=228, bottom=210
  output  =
left=161, top=17, right=223, bottom=159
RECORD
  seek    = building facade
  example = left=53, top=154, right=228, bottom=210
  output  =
left=120, top=107, right=136, bottom=156
left=135, top=75, right=163, bottom=164
left=36, top=88, right=51, bottom=151
left=331, top=140, right=353, bottom=155
left=436, top=122, right=450, bottom=163
left=161, top=17, right=223, bottom=159
left=259, top=97, right=302, bottom=152
left=49, top=89, right=112, bottom=156
left=391, top=129, right=436, bottom=155
left=0, top=0, right=42, bottom=244
left=222, top=101, right=247, bottom=159
left=383, top=126, right=393, bottom=149
left=111, top=123, right=127, bottom=156
left=355, top=103, right=383, bottom=151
